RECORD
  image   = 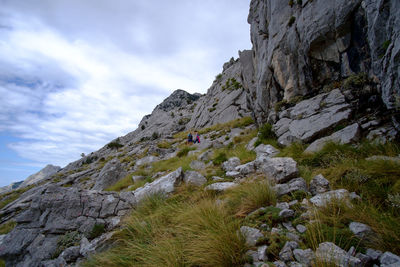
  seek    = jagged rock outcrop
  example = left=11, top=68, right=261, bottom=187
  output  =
left=246, top=0, right=400, bottom=124
left=187, top=58, right=252, bottom=129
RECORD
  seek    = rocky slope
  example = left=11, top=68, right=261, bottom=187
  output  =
left=0, top=0, right=399, bottom=266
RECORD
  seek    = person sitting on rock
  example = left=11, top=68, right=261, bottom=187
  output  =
left=187, top=132, right=193, bottom=144
left=194, top=132, right=200, bottom=144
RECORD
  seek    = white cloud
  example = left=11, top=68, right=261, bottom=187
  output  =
left=0, top=0, right=251, bottom=168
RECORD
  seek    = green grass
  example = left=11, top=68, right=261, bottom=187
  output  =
left=278, top=140, right=400, bottom=254
left=83, top=187, right=248, bottom=267
left=0, top=185, right=34, bottom=210
left=0, top=220, right=16, bottom=235
left=254, top=123, right=277, bottom=147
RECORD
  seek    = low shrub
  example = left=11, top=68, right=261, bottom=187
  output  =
left=213, top=152, right=228, bottom=165
left=88, top=223, right=105, bottom=240
left=0, top=220, right=16, bottom=235
left=107, top=138, right=124, bottom=149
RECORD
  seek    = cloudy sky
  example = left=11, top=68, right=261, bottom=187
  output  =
left=0, top=0, right=252, bottom=186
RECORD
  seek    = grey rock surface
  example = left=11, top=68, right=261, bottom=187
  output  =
left=254, top=144, right=279, bottom=157
left=309, top=174, right=330, bottom=196
left=205, top=182, right=237, bottom=192
left=316, top=242, right=362, bottom=267
left=183, top=171, right=207, bottom=187
left=305, top=123, right=361, bottom=153
left=279, top=241, right=299, bottom=262
left=380, top=252, right=400, bottom=266
left=222, top=157, right=241, bottom=172
left=274, top=178, right=307, bottom=197
left=349, top=222, right=373, bottom=238
left=293, top=249, right=315, bottom=266
left=256, top=157, right=299, bottom=183
left=92, top=158, right=126, bottom=191
left=133, top=168, right=183, bottom=203
left=240, top=226, right=264, bottom=246
left=189, top=160, right=206, bottom=170
left=235, top=161, right=256, bottom=176
left=273, top=90, right=352, bottom=146
left=309, top=189, right=350, bottom=207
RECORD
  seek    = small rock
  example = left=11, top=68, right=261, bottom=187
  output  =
left=274, top=178, right=307, bottom=197
left=296, top=225, right=307, bottom=234
left=279, top=241, right=299, bottom=262
left=350, top=192, right=361, bottom=201
left=226, top=171, right=241, bottom=177
left=205, top=182, right=237, bottom=192
left=380, top=252, right=400, bottom=266
left=235, top=161, right=256, bottom=175
left=293, top=249, right=315, bottom=266
left=212, top=176, right=224, bottom=181
left=60, top=246, right=80, bottom=262
left=316, top=242, right=362, bottom=267
left=282, top=222, right=296, bottom=232
left=246, top=137, right=258, bottom=151
left=273, top=261, right=288, bottom=267
left=355, top=253, right=372, bottom=266
left=271, top=227, right=281, bottom=234
left=279, top=209, right=295, bottom=219
left=222, top=157, right=241, bottom=172
left=248, top=207, right=267, bottom=217
left=246, top=250, right=258, bottom=263
left=349, top=222, right=373, bottom=238
left=258, top=245, right=268, bottom=261
left=276, top=202, right=290, bottom=210
left=254, top=144, right=279, bottom=157
left=198, top=150, right=213, bottom=162
left=366, top=248, right=383, bottom=261
left=286, top=232, right=301, bottom=243
left=184, top=171, right=207, bottom=186
left=288, top=200, right=299, bottom=207
left=288, top=262, right=304, bottom=267
left=309, top=189, right=350, bottom=207
left=240, top=226, right=264, bottom=246
left=309, top=174, right=330, bottom=196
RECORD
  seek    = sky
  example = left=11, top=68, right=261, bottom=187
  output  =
left=0, top=0, right=252, bottom=186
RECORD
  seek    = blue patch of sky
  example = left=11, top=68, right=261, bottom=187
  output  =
left=0, top=133, right=42, bottom=187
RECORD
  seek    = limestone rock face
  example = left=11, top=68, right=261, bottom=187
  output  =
left=316, top=242, right=362, bottom=267
left=92, top=159, right=126, bottom=191
left=247, top=0, right=400, bottom=124
left=273, top=89, right=352, bottom=146
left=187, top=58, right=252, bottom=129
left=0, top=185, right=136, bottom=266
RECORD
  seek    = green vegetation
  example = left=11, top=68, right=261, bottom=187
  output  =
left=342, top=72, right=369, bottom=90
left=0, top=220, right=16, bottom=235
left=177, top=146, right=196, bottom=158
left=157, top=140, right=172, bottom=149
left=107, top=138, right=124, bottom=149
left=178, top=117, right=190, bottom=125
left=278, top=140, right=400, bottom=253
left=53, top=231, right=81, bottom=258
left=221, top=78, right=243, bottom=91
left=288, top=16, right=296, bottom=27
left=215, top=73, right=223, bottom=81
left=382, top=40, right=391, bottom=51
left=88, top=223, right=106, bottom=240
left=0, top=185, right=34, bottom=210
left=254, top=123, right=278, bottom=147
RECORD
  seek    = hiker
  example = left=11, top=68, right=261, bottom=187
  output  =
left=187, top=132, right=193, bottom=144
left=194, top=132, right=200, bottom=144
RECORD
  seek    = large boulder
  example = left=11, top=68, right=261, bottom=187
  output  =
left=273, top=90, right=352, bottom=146
left=256, top=157, right=299, bottom=183
left=133, top=168, right=184, bottom=202
left=184, top=171, right=207, bottom=186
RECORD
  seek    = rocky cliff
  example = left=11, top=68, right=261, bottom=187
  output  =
left=0, top=0, right=399, bottom=266
left=246, top=0, right=400, bottom=124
